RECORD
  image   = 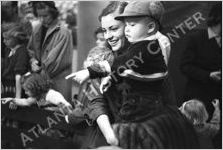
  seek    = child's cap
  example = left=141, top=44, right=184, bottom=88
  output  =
left=115, top=1, right=164, bottom=22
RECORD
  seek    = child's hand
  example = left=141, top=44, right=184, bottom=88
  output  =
left=105, top=132, right=119, bottom=146
left=59, top=103, right=73, bottom=115
left=31, top=59, right=41, bottom=72
left=100, top=76, right=112, bottom=94
left=212, top=99, right=219, bottom=109
left=65, top=69, right=90, bottom=84
left=9, top=102, right=17, bottom=110
left=119, top=69, right=134, bottom=77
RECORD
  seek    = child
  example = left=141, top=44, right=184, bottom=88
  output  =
left=2, top=23, right=30, bottom=108
left=179, top=99, right=220, bottom=148
left=94, top=27, right=110, bottom=48
left=2, top=72, right=72, bottom=112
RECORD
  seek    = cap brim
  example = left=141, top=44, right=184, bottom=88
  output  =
left=115, top=12, right=147, bottom=20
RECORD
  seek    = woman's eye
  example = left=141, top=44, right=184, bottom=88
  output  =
left=111, top=27, right=118, bottom=31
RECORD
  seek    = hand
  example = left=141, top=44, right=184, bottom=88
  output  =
left=65, top=69, right=90, bottom=84
left=210, top=71, right=221, bottom=82
left=1, top=97, right=14, bottom=104
left=9, top=102, right=17, bottom=110
left=105, top=132, right=119, bottom=146
left=100, top=76, right=112, bottom=94
left=119, top=69, right=134, bottom=77
left=31, top=60, right=41, bottom=72
left=212, top=99, right=219, bottom=109
left=58, top=103, right=73, bottom=115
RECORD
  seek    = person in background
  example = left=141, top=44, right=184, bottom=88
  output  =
left=94, top=27, right=110, bottom=48
left=27, top=1, right=73, bottom=102
left=66, top=9, right=77, bottom=47
left=180, top=3, right=221, bottom=148
left=179, top=99, right=220, bottom=148
left=2, top=23, right=30, bottom=106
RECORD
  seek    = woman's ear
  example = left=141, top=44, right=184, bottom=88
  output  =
left=147, top=22, right=156, bottom=34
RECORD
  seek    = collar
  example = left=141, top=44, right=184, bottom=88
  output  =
left=8, top=45, right=22, bottom=57
left=208, top=27, right=219, bottom=39
left=144, top=31, right=163, bottom=41
left=42, top=19, right=60, bottom=46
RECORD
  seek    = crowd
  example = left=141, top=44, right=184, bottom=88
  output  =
left=1, top=1, right=222, bottom=149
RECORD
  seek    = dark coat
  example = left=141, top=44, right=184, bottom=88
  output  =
left=180, top=29, right=222, bottom=114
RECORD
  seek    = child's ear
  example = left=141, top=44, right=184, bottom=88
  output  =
left=147, top=22, right=156, bottom=34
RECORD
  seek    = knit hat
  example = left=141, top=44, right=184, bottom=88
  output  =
left=115, top=1, right=165, bottom=23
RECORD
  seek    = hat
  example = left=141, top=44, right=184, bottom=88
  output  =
left=115, top=1, right=164, bottom=22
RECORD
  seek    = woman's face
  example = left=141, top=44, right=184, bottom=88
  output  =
left=37, top=7, right=54, bottom=28
left=101, top=13, right=126, bottom=51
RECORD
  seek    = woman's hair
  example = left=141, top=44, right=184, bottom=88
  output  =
left=22, top=72, right=53, bottom=100
left=32, top=1, right=59, bottom=20
left=207, top=3, right=222, bottom=27
left=98, top=1, right=128, bottom=22
left=83, top=46, right=114, bottom=69
left=180, top=99, right=209, bottom=125
left=3, top=23, right=29, bottom=45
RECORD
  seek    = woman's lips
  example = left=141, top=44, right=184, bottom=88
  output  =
left=109, top=40, right=118, bottom=46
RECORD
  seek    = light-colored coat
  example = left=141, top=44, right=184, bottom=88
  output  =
left=27, top=20, right=73, bottom=101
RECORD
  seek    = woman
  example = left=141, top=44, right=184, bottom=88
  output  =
left=67, top=1, right=199, bottom=149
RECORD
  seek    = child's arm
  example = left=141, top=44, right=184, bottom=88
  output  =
left=97, top=114, right=119, bottom=146
left=120, top=69, right=168, bottom=81
left=206, top=99, right=220, bottom=137
left=65, top=61, right=111, bottom=84
left=12, top=97, right=36, bottom=106
left=15, top=74, right=22, bottom=98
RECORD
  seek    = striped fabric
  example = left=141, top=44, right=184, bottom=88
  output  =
left=113, top=105, right=199, bottom=149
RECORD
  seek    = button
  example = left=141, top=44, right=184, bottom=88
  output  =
left=130, top=98, right=136, bottom=103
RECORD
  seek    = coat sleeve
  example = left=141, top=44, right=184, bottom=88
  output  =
left=206, top=107, right=220, bottom=137
left=83, top=80, right=109, bottom=123
left=43, top=29, right=73, bottom=78
left=27, top=32, right=37, bottom=62
left=180, top=33, right=211, bottom=83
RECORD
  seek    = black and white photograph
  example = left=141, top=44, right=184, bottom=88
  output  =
left=1, top=1, right=222, bottom=149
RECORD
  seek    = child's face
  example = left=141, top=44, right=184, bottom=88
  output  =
left=124, top=17, right=150, bottom=43
left=3, top=35, right=17, bottom=49
left=96, top=32, right=107, bottom=48
left=24, top=88, right=33, bottom=97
